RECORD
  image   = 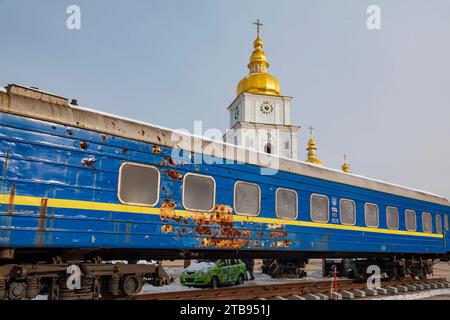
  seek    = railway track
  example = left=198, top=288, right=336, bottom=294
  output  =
left=134, top=277, right=450, bottom=300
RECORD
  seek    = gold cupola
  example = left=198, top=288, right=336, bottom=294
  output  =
left=341, top=154, right=351, bottom=173
left=306, top=126, right=324, bottom=166
left=237, top=20, right=281, bottom=97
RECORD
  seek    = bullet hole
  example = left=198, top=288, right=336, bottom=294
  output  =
left=80, top=141, right=88, bottom=150
left=82, top=157, right=95, bottom=167
left=152, top=145, right=161, bottom=154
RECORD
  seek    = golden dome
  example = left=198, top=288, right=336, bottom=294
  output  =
left=341, top=154, right=351, bottom=173
left=306, top=126, right=324, bottom=167
left=237, top=29, right=281, bottom=96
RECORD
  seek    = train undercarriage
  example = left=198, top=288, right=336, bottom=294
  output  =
left=0, top=248, right=445, bottom=300
left=261, top=259, right=308, bottom=278
left=0, top=256, right=172, bottom=300
left=322, top=257, right=436, bottom=280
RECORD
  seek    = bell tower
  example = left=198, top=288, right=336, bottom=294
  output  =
left=224, top=20, right=300, bottom=159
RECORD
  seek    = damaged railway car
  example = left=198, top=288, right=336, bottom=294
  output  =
left=0, top=84, right=449, bottom=300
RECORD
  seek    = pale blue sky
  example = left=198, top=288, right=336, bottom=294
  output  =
left=0, top=0, right=449, bottom=198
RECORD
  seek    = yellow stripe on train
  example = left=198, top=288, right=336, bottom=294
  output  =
left=0, top=194, right=443, bottom=239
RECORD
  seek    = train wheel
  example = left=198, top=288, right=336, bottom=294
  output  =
left=7, top=282, right=27, bottom=300
left=121, top=275, right=143, bottom=296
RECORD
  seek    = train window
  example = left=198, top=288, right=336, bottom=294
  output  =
left=386, top=207, right=399, bottom=230
left=364, top=203, right=379, bottom=228
left=445, top=215, right=449, bottom=231
left=276, top=188, right=298, bottom=220
left=405, top=210, right=417, bottom=232
left=436, top=215, right=442, bottom=234
left=340, top=199, right=356, bottom=226
left=234, top=181, right=260, bottom=216
left=422, top=212, right=432, bottom=233
left=310, top=194, right=329, bottom=223
left=118, top=163, right=160, bottom=207
left=182, top=173, right=216, bottom=212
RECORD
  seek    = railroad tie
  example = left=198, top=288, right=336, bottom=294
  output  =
left=315, top=293, right=329, bottom=300
left=302, top=294, right=322, bottom=300
left=350, top=289, right=366, bottom=298
left=420, top=283, right=431, bottom=290
left=288, top=295, right=306, bottom=301
left=405, top=284, right=417, bottom=291
left=362, top=288, right=378, bottom=296
left=375, top=287, right=388, bottom=295
left=340, top=290, right=355, bottom=299
left=326, top=292, right=343, bottom=300
left=428, top=283, right=438, bottom=289
left=271, top=296, right=289, bottom=300
left=383, top=286, right=398, bottom=294
left=395, top=285, right=408, bottom=292
left=413, top=284, right=424, bottom=290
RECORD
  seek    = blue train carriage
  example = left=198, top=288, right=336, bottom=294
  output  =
left=0, top=84, right=449, bottom=299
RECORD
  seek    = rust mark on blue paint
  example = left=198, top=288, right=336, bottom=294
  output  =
left=163, top=169, right=182, bottom=180
left=35, top=198, right=48, bottom=247
left=156, top=201, right=289, bottom=250
left=7, top=183, right=15, bottom=216
left=1, top=149, right=10, bottom=193
left=160, top=157, right=176, bottom=167
left=38, top=199, right=48, bottom=232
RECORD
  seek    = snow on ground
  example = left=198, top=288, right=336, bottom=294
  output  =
left=140, top=264, right=337, bottom=294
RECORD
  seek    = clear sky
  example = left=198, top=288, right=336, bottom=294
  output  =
left=0, top=0, right=449, bottom=199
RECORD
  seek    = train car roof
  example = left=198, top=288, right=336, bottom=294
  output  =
left=0, top=84, right=448, bottom=207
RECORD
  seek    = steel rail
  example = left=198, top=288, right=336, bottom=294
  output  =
left=134, top=277, right=448, bottom=300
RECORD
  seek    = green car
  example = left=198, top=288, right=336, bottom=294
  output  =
left=180, top=259, right=247, bottom=288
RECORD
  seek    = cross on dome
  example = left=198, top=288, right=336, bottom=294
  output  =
left=254, top=19, right=263, bottom=38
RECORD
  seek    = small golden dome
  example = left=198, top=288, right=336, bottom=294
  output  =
left=237, top=22, right=281, bottom=97
left=341, top=154, right=351, bottom=173
left=306, top=126, right=324, bottom=167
